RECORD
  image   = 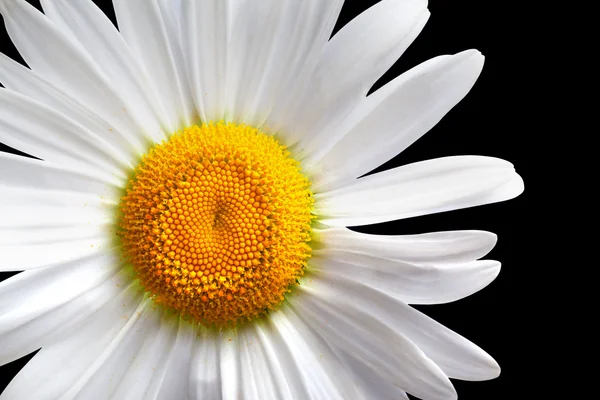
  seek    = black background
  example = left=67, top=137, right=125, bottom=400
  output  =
left=1, top=1, right=529, bottom=399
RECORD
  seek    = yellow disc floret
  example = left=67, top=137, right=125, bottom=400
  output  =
left=119, top=122, right=313, bottom=327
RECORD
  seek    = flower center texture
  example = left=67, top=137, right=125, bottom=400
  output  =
left=119, top=122, right=314, bottom=327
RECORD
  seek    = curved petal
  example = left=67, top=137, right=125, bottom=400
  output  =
left=0, top=266, right=130, bottom=366
left=316, top=156, right=524, bottom=226
left=309, top=50, right=486, bottom=191
left=112, top=0, right=194, bottom=130
left=310, top=252, right=501, bottom=305
left=252, top=321, right=312, bottom=399
left=0, top=89, right=130, bottom=175
left=151, top=320, right=197, bottom=400
left=238, top=326, right=283, bottom=399
left=314, top=228, right=497, bottom=264
left=111, top=313, right=197, bottom=400
left=307, top=275, right=501, bottom=381
left=0, top=283, right=148, bottom=399
left=269, top=306, right=360, bottom=400
left=109, top=310, right=178, bottom=399
left=0, top=252, right=121, bottom=331
left=335, top=350, right=410, bottom=400
left=291, top=287, right=456, bottom=400
left=287, top=0, right=430, bottom=150
left=0, top=0, right=161, bottom=149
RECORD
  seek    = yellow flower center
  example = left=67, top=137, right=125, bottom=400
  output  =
left=119, top=122, right=314, bottom=327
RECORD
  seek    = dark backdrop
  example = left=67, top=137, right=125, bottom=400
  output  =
left=0, top=1, right=528, bottom=399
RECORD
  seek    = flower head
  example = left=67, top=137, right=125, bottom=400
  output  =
left=0, top=1, right=523, bottom=399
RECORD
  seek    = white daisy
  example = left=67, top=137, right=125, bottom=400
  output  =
left=0, top=0, right=524, bottom=399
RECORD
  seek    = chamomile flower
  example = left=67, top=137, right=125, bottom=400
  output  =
left=0, top=0, right=523, bottom=399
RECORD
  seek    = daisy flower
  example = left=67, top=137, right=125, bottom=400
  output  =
left=0, top=0, right=523, bottom=399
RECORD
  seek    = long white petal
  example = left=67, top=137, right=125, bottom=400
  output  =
left=238, top=326, right=281, bottom=399
left=252, top=320, right=312, bottom=399
left=180, top=0, right=233, bottom=122
left=0, top=283, right=148, bottom=399
left=38, top=0, right=169, bottom=142
left=270, top=306, right=360, bottom=400
left=0, top=267, right=129, bottom=366
left=316, top=156, right=524, bottom=226
left=288, top=0, right=429, bottom=151
left=112, top=0, right=194, bottom=130
left=292, top=287, right=457, bottom=400
left=0, top=252, right=120, bottom=333
left=308, top=275, right=501, bottom=381
left=0, top=0, right=161, bottom=148
left=261, top=0, right=344, bottom=137
left=110, top=310, right=180, bottom=400
left=309, top=50, right=486, bottom=191
left=0, top=187, right=114, bottom=239
left=0, top=89, right=130, bottom=175
left=62, top=299, right=161, bottom=400
left=180, top=0, right=343, bottom=126
left=151, top=320, right=197, bottom=400
left=111, top=313, right=197, bottom=400
left=314, top=228, right=497, bottom=264
left=0, top=54, right=142, bottom=159
left=310, top=252, right=501, bottom=305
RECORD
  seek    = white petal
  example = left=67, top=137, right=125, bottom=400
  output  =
left=188, top=328, right=222, bottom=400
left=0, top=281, right=147, bottom=399
left=152, top=320, right=197, bottom=400
left=0, top=252, right=121, bottom=332
left=181, top=0, right=343, bottom=125
left=0, top=266, right=129, bottom=366
left=288, top=0, right=429, bottom=151
left=112, top=0, right=194, bottom=130
left=292, top=287, right=457, bottom=400
left=269, top=306, right=359, bottom=400
left=310, top=252, right=501, bottom=305
left=252, top=320, right=312, bottom=399
left=0, top=152, right=121, bottom=195
left=0, top=187, right=114, bottom=235
left=64, top=300, right=162, bottom=400
left=111, top=313, right=197, bottom=400
left=0, top=53, right=142, bottom=159
left=0, top=0, right=161, bottom=148
left=222, top=0, right=343, bottom=127
left=314, top=228, right=497, bottom=264
left=109, top=310, right=179, bottom=400
left=309, top=50, right=486, bottom=191
left=308, top=275, right=501, bottom=381
left=238, top=326, right=282, bottom=399
left=316, top=156, right=524, bottom=226
left=335, top=350, right=410, bottom=400
left=38, top=0, right=170, bottom=142
left=180, top=0, right=232, bottom=122
left=261, top=0, right=345, bottom=136
left=220, top=329, right=241, bottom=400
left=0, top=88, right=130, bottom=175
